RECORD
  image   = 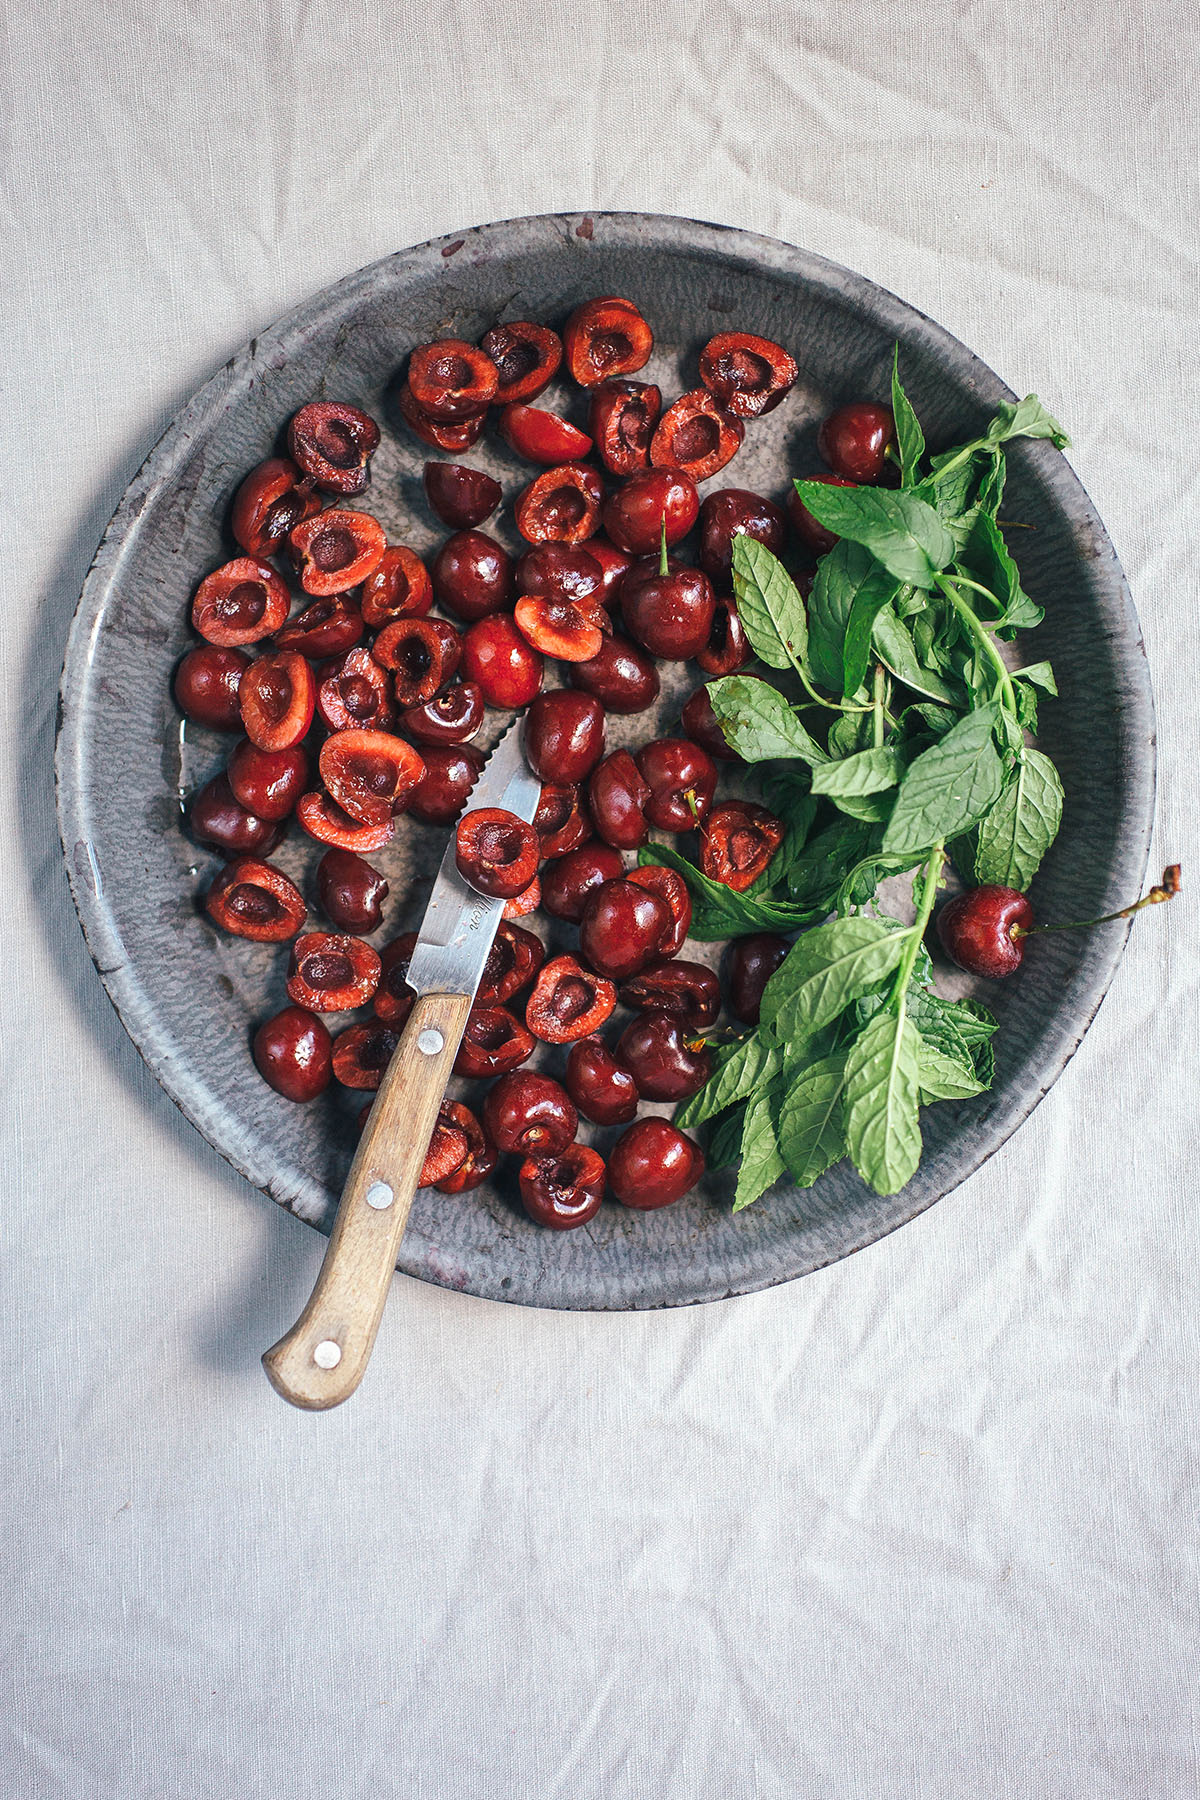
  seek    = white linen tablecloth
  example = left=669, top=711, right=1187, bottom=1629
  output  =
left=3, top=2, right=1197, bottom=1793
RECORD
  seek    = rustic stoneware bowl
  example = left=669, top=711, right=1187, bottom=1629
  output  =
left=56, top=212, right=1155, bottom=1309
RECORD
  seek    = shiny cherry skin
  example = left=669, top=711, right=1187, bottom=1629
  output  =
left=174, top=646, right=251, bottom=730
left=817, top=402, right=895, bottom=483
left=697, top=488, right=788, bottom=584
left=461, top=615, right=544, bottom=709
left=481, top=1070, right=578, bottom=1155
left=407, top=744, right=485, bottom=825
left=635, top=738, right=717, bottom=830
left=398, top=681, right=484, bottom=746
left=600, top=467, right=699, bottom=556
left=534, top=784, right=591, bottom=859
left=453, top=1006, right=536, bottom=1079
left=936, top=885, right=1034, bottom=978
left=519, top=1146, right=606, bottom=1230
left=579, top=878, right=670, bottom=980
left=423, top=462, right=501, bottom=529
left=433, top=530, right=513, bottom=623
left=588, top=749, right=651, bottom=850
left=584, top=537, right=634, bottom=605
left=788, top=473, right=855, bottom=558
left=252, top=1006, right=332, bottom=1102
left=568, top=634, right=660, bottom=714
left=619, top=960, right=721, bottom=1030
left=564, top=1035, right=639, bottom=1126
left=524, top=691, right=606, bottom=784
left=499, top=402, right=592, bottom=464
left=513, top=545, right=603, bottom=604
left=188, top=773, right=283, bottom=858
left=725, top=933, right=790, bottom=1025
left=616, top=1009, right=712, bottom=1102
left=477, top=920, right=545, bottom=1007
left=540, top=843, right=625, bottom=923
left=316, top=848, right=389, bottom=933
left=696, top=596, right=751, bottom=677
left=227, top=740, right=308, bottom=821
left=627, top=865, right=691, bottom=955
left=608, top=1119, right=704, bottom=1209
left=620, top=558, right=715, bottom=661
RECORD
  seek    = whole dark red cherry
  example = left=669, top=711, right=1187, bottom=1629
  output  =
left=584, top=537, right=634, bottom=606
left=697, top=488, right=788, bottom=584
left=455, top=807, right=540, bottom=898
left=627, top=865, right=692, bottom=955
left=252, top=1006, right=332, bottom=1103
left=453, top=1006, right=536, bottom=1078
left=188, top=773, right=283, bottom=857
left=231, top=457, right=321, bottom=557
left=817, top=402, right=895, bottom=484
left=288, top=401, right=380, bottom=494
left=540, top=843, right=625, bottom=922
left=423, top=462, right=502, bottom=529
left=174, top=646, right=251, bottom=731
left=788, top=473, right=856, bottom=558
left=461, top=614, right=544, bottom=709
left=534, top=783, right=591, bottom=859
left=481, top=1070, right=578, bottom=1155
left=519, top=1146, right=606, bottom=1230
left=936, top=885, right=1034, bottom=978
left=565, top=1035, right=639, bottom=1126
left=433, top=530, right=513, bottom=623
left=513, top=545, right=603, bottom=605
left=399, top=681, right=484, bottom=746
left=524, top=691, right=606, bottom=784
left=588, top=749, right=651, bottom=850
left=725, top=933, right=790, bottom=1025
left=477, top=920, right=545, bottom=1006
left=568, top=634, right=660, bottom=714
left=620, top=557, right=715, bottom=661
left=616, top=1009, right=713, bottom=1102
left=579, top=878, right=670, bottom=980
left=407, top=744, right=485, bottom=824
left=589, top=379, right=661, bottom=476
left=316, top=848, right=389, bottom=933
left=635, top=738, right=717, bottom=831
left=227, top=740, right=308, bottom=821
left=525, top=954, right=616, bottom=1043
left=600, top=467, right=699, bottom=555
left=696, top=597, right=751, bottom=677
left=619, top=960, right=721, bottom=1030
left=608, top=1119, right=705, bottom=1209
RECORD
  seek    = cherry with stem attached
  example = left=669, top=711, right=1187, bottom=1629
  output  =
left=937, top=866, right=1181, bottom=979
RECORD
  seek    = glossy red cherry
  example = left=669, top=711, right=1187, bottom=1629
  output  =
left=174, top=646, right=250, bottom=731
left=534, top=783, right=591, bottom=859
left=238, top=650, right=316, bottom=750
left=455, top=807, right=540, bottom=898
left=432, top=530, right=512, bottom=624
left=565, top=1035, right=639, bottom=1126
left=227, top=740, right=308, bottom=821
left=681, top=682, right=739, bottom=761
left=319, top=729, right=425, bottom=827
left=514, top=545, right=603, bottom=605
left=253, top=1005, right=332, bottom=1103
left=651, top=390, right=743, bottom=482
left=564, top=297, right=653, bottom=386
left=289, top=509, right=386, bottom=596
left=461, top=614, right=543, bottom=709
left=788, top=473, right=855, bottom=558
left=316, top=648, right=392, bottom=735
left=540, top=843, right=625, bottom=923
left=523, top=691, right=606, bottom=785
left=479, top=320, right=563, bottom=404
left=636, top=738, right=717, bottom=831
left=273, top=595, right=363, bottom=660
left=620, top=557, right=715, bottom=662
left=583, top=537, right=634, bottom=606
left=192, top=557, right=290, bottom=646
left=231, top=456, right=321, bottom=557
left=519, top=1146, right=606, bottom=1230
left=481, top=1070, right=578, bottom=1155
left=936, top=885, right=1034, bottom=978
left=433, top=1104, right=498, bottom=1193
left=373, top=932, right=418, bottom=1026
left=423, top=462, right=502, bottom=529
left=477, top=921, right=545, bottom=1007
left=817, top=402, right=895, bottom=483
left=588, top=379, right=661, bottom=476
left=696, top=597, right=751, bottom=677
left=616, top=1009, right=713, bottom=1102
left=525, top=955, right=616, bottom=1044
left=513, top=593, right=606, bottom=662
left=600, top=467, right=698, bottom=555
left=514, top=463, right=603, bottom=545
left=579, top=877, right=671, bottom=980
left=188, top=773, right=283, bottom=858
left=296, top=790, right=394, bottom=853
left=619, top=960, right=720, bottom=1030
left=419, top=1102, right=472, bottom=1187
left=697, top=488, right=788, bottom=584
left=205, top=857, right=306, bottom=942
left=499, top=403, right=592, bottom=464
left=399, top=681, right=483, bottom=746
left=396, top=382, right=487, bottom=452
left=373, top=617, right=461, bottom=707
left=316, top=848, right=388, bottom=934
left=406, top=744, right=485, bottom=825
left=286, top=931, right=381, bottom=1010
left=331, top=1021, right=399, bottom=1089
left=359, top=546, right=433, bottom=629
left=698, top=332, right=797, bottom=418
left=701, top=801, right=784, bottom=891
left=453, top=1006, right=537, bottom=1078
left=609, top=1119, right=704, bottom=1209
left=569, top=634, right=660, bottom=714
left=588, top=749, right=651, bottom=850
left=407, top=339, right=498, bottom=420
left=725, top=933, right=790, bottom=1024
left=288, top=401, right=380, bottom=494
left=627, top=865, right=692, bottom=955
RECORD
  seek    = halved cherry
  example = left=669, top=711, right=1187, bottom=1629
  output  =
left=503, top=876, right=541, bottom=920
left=535, top=783, right=592, bottom=859
left=525, top=955, right=616, bottom=1044
left=628, top=865, right=692, bottom=955
left=373, top=617, right=461, bottom=706
left=700, top=800, right=784, bottom=891
left=651, top=390, right=743, bottom=482
left=600, top=467, right=698, bottom=555
left=696, top=597, right=751, bottom=676
left=205, top=857, right=305, bottom=942
left=563, top=296, right=653, bottom=386
left=227, top=739, right=308, bottom=821
left=319, top=728, right=425, bottom=827
left=273, top=595, right=364, bottom=659
left=513, top=594, right=606, bottom=661
left=588, top=379, right=661, bottom=476
left=359, top=546, right=433, bottom=629
left=252, top=1005, right=332, bottom=1103
left=396, top=382, right=487, bottom=451
left=419, top=1102, right=472, bottom=1187
left=698, top=332, right=798, bottom=418
left=398, top=681, right=484, bottom=746
left=514, top=464, right=603, bottom=545
left=422, top=462, right=502, bottom=529
left=174, top=646, right=251, bottom=731
left=499, top=403, right=592, bottom=465
left=408, top=339, right=498, bottom=420
left=513, top=545, right=603, bottom=604
left=480, top=320, right=562, bottom=403
left=477, top=920, right=545, bottom=1007
left=519, top=1146, right=606, bottom=1230
left=587, top=748, right=651, bottom=849
left=332, top=1021, right=399, bottom=1089
left=286, top=931, right=381, bottom=1011
left=192, top=557, right=290, bottom=647
left=316, top=648, right=393, bottom=734
left=455, top=807, right=539, bottom=898
left=619, top=959, right=720, bottom=1029
left=407, top=744, right=485, bottom=824
left=636, top=737, right=718, bottom=830
left=238, top=650, right=316, bottom=750
left=188, top=773, right=284, bottom=858
left=288, top=401, right=380, bottom=494
left=231, top=457, right=321, bottom=557
left=453, top=1006, right=536, bottom=1078
left=461, top=615, right=543, bottom=709
left=434, top=1104, right=498, bottom=1193
left=373, top=932, right=418, bottom=1027
left=289, top=509, right=386, bottom=597
left=296, top=789, right=395, bottom=853
left=540, top=843, right=625, bottom=923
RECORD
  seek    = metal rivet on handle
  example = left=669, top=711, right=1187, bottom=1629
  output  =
left=365, top=1180, right=394, bottom=1211
left=417, top=1027, right=444, bottom=1055
left=313, top=1340, right=342, bottom=1370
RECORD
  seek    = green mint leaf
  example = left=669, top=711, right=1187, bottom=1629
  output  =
left=827, top=709, right=875, bottom=759
left=958, top=513, right=1044, bottom=632
left=872, top=606, right=960, bottom=704
left=1013, top=682, right=1040, bottom=735
left=970, top=1038, right=996, bottom=1086
left=730, top=537, right=809, bottom=672
left=637, top=844, right=812, bottom=940
left=1012, top=660, right=1057, bottom=695
left=778, top=1050, right=849, bottom=1186
left=705, top=675, right=828, bottom=765
left=972, top=747, right=1063, bottom=890
left=843, top=1008, right=923, bottom=1195
left=832, top=850, right=922, bottom=916
left=891, top=346, right=925, bottom=488
left=986, top=395, right=1070, bottom=449
left=807, top=540, right=874, bottom=693
left=950, top=997, right=999, bottom=1048
left=676, top=1033, right=781, bottom=1129
left=882, top=703, right=1005, bottom=857
left=732, top=1088, right=787, bottom=1211
left=915, top=1038, right=987, bottom=1102
left=792, top=482, right=956, bottom=589
left=810, top=746, right=904, bottom=800
left=707, top=1104, right=747, bottom=1169
left=842, top=562, right=901, bottom=696
left=786, top=817, right=881, bottom=908
left=761, top=916, right=910, bottom=1042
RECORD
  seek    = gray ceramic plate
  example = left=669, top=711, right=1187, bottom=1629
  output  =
left=56, top=212, right=1155, bottom=1309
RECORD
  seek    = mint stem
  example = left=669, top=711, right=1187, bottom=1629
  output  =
left=936, top=576, right=1018, bottom=716
left=890, top=843, right=945, bottom=1007
left=872, top=663, right=886, bottom=748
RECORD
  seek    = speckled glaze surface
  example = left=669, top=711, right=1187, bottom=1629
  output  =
left=56, top=212, right=1155, bottom=1310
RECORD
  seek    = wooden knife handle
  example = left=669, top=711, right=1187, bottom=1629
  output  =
left=262, top=989, right=472, bottom=1410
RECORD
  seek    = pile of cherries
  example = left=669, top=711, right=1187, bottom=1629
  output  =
left=174, top=295, right=893, bottom=1229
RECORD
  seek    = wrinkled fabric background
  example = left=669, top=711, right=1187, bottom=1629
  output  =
left=3, top=2, right=1198, bottom=1794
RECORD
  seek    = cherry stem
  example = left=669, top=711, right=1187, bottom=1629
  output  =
left=1014, top=866, right=1181, bottom=938
left=658, top=518, right=670, bottom=578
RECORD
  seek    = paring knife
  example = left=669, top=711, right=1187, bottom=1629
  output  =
left=262, top=721, right=541, bottom=1409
